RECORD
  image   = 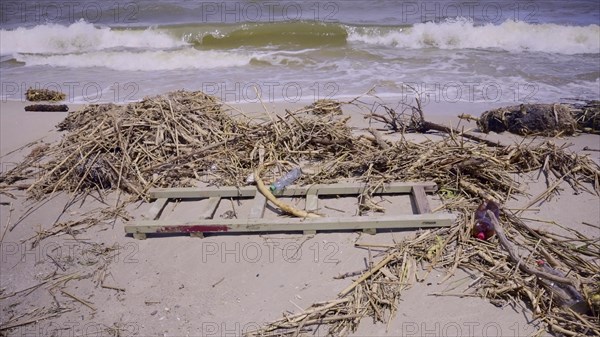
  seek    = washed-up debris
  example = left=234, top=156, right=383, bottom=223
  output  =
left=25, top=88, right=66, bottom=102
left=1, top=90, right=599, bottom=336
left=477, top=104, right=577, bottom=136
left=24, top=104, right=68, bottom=112
left=571, top=100, right=600, bottom=134
left=248, top=206, right=600, bottom=337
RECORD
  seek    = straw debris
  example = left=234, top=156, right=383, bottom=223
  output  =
left=305, top=99, right=343, bottom=115
left=25, top=88, right=66, bottom=102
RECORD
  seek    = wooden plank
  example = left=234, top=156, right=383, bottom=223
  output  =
left=147, top=198, right=169, bottom=220
left=133, top=233, right=147, bottom=240
left=149, top=181, right=438, bottom=199
left=248, top=193, right=267, bottom=219
left=363, top=228, right=377, bottom=235
left=304, top=192, right=318, bottom=234
left=199, top=197, right=221, bottom=219
left=126, top=213, right=456, bottom=237
left=411, top=186, right=432, bottom=214
left=305, top=192, right=318, bottom=212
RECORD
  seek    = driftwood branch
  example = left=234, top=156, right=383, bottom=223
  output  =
left=488, top=210, right=578, bottom=287
left=254, top=164, right=321, bottom=219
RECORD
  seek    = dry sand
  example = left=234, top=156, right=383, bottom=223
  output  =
left=0, top=99, right=598, bottom=336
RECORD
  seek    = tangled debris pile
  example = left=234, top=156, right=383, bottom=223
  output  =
left=249, top=210, right=600, bottom=336
left=571, top=100, right=600, bottom=134
left=1, top=90, right=599, bottom=335
left=25, top=88, right=66, bottom=102
left=474, top=101, right=600, bottom=136
left=477, top=104, right=577, bottom=136
left=3, top=91, right=597, bottom=204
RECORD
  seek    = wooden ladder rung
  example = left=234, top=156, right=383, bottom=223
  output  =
left=147, top=198, right=169, bottom=220
left=305, top=192, right=318, bottom=212
left=411, top=186, right=432, bottom=214
left=304, top=192, right=319, bottom=234
left=199, top=196, right=221, bottom=220
left=192, top=196, right=222, bottom=238
left=248, top=193, right=267, bottom=219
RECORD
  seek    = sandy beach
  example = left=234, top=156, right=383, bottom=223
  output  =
left=1, top=97, right=598, bottom=336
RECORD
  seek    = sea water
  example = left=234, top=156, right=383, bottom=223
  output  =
left=1, top=0, right=598, bottom=104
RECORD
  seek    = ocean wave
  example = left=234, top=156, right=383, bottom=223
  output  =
left=12, top=49, right=312, bottom=71
left=0, top=20, right=184, bottom=54
left=14, top=49, right=253, bottom=71
left=2, top=18, right=598, bottom=64
left=197, top=21, right=347, bottom=48
left=347, top=18, right=600, bottom=54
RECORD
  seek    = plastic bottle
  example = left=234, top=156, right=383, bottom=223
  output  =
left=270, top=167, right=302, bottom=192
left=472, top=200, right=500, bottom=240
left=535, top=260, right=589, bottom=313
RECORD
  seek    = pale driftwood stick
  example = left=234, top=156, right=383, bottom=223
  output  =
left=254, top=165, right=321, bottom=219
left=368, top=128, right=390, bottom=150
left=487, top=210, right=578, bottom=287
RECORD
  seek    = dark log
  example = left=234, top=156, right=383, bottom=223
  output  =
left=24, top=104, right=69, bottom=112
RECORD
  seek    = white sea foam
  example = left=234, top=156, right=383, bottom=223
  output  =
left=0, top=20, right=184, bottom=54
left=347, top=19, right=600, bottom=55
left=14, top=49, right=254, bottom=71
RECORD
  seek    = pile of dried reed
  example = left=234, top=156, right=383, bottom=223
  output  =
left=248, top=209, right=600, bottom=336
left=3, top=90, right=598, bottom=204
left=571, top=100, right=600, bottom=134
left=25, top=88, right=66, bottom=102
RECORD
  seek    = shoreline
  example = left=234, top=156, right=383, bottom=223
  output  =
left=2, top=97, right=599, bottom=160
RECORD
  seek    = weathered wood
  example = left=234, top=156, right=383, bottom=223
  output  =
left=248, top=193, right=267, bottom=219
left=199, top=197, right=220, bottom=219
left=305, top=192, right=318, bottom=212
left=411, top=186, right=432, bottom=214
left=130, top=181, right=452, bottom=239
left=133, top=233, right=147, bottom=240
left=363, top=228, right=377, bottom=235
left=126, top=213, right=455, bottom=238
left=147, top=198, right=169, bottom=220
left=149, top=181, right=437, bottom=199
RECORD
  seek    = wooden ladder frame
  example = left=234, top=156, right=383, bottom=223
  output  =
left=125, top=181, right=455, bottom=239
